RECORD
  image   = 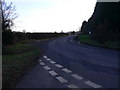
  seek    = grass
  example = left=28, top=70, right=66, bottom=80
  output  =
left=2, top=34, right=68, bottom=88
left=3, top=43, right=35, bottom=55
left=77, top=35, right=119, bottom=50
left=2, top=43, right=41, bottom=88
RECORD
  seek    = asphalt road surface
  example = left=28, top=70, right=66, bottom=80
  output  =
left=16, top=36, right=119, bottom=88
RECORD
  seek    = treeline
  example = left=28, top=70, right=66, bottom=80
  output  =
left=80, top=2, right=120, bottom=43
left=1, top=0, right=68, bottom=46
left=2, top=30, right=68, bottom=46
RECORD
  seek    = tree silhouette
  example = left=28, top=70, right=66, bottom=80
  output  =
left=81, top=21, right=88, bottom=34
left=72, top=31, right=75, bottom=35
left=1, top=0, right=17, bottom=31
left=80, top=2, right=120, bottom=43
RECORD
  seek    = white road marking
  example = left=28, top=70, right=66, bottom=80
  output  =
left=49, top=71, right=58, bottom=76
left=84, top=81, right=102, bottom=88
left=55, top=64, right=63, bottom=68
left=40, top=62, right=45, bottom=66
left=56, top=76, right=68, bottom=83
left=43, top=66, right=51, bottom=70
left=62, top=68, right=72, bottom=73
left=38, top=59, right=42, bottom=62
left=50, top=61, right=56, bottom=64
left=67, top=84, right=79, bottom=88
left=72, top=74, right=83, bottom=80
left=43, top=56, right=47, bottom=58
left=46, top=58, right=51, bottom=61
left=39, top=58, right=102, bottom=89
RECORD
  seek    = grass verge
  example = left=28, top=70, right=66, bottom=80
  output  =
left=2, top=43, right=41, bottom=88
left=77, top=35, right=119, bottom=50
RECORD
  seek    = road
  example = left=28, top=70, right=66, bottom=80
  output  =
left=16, top=36, right=119, bottom=88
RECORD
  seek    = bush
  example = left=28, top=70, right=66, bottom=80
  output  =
left=2, top=30, right=19, bottom=46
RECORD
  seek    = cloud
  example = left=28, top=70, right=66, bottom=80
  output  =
left=13, top=0, right=97, bottom=32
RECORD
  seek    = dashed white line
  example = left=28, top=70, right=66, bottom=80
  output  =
left=67, top=84, right=79, bottom=88
left=43, top=56, right=47, bottom=58
left=46, top=58, right=51, bottom=61
left=39, top=57, right=102, bottom=88
left=84, top=81, right=102, bottom=88
left=55, top=64, right=63, bottom=68
left=72, top=74, right=83, bottom=80
left=40, top=62, right=45, bottom=66
left=50, top=61, right=56, bottom=64
left=56, top=76, right=68, bottom=83
left=62, top=68, right=72, bottom=73
left=38, top=59, right=42, bottom=62
left=49, top=70, right=58, bottom=76
left=43, top=66, right=51, bottom=70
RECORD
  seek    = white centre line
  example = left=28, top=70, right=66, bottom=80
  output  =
left=50, top=61, right=56, bottom=64
left=56, top=76, right=68, bottom=83
left=55, top=64, right=63, bottom=68
left=67, top=84, right=79, bottom=88
left=40, top=62, right=45, bottom=66
left=84, top=81, right=102, bottom=88
left=43, top=56, right=47, bottom=58
left=46, top=58, right=51, bottom=61
left=72, top=74, right=83, bottom=80
left=62, top=68, right=72, bottom=73
left=43, top=66, right=51, bottom=70
left=49, top=70, right=58, bottom=76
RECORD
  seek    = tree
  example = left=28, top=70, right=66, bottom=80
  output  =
left=80, top=2, right=120, bottom=43
left=1, top=0, right=17, bottom=31
left=54, top=31, right=57, bottom=33
left=1, top=0, right=18, bottom=46
left=80, top=21, right=89, bottom=34
left=72, top=31, right=75, bottom=35
left=61, top=30, right=64, bottom=33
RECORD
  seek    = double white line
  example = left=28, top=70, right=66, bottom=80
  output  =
left=39, top=55, right=102, bottom=88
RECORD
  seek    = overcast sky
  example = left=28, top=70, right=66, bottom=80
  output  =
left=6, top=0, right=98, bottom=33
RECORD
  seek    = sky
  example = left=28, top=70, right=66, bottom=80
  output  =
left=5, top=0, right=98, bottom=33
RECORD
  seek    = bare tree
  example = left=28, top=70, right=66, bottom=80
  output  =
left=1, top=0, right=17, bottom=31
left=0, top=1, right=2, bottom=30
